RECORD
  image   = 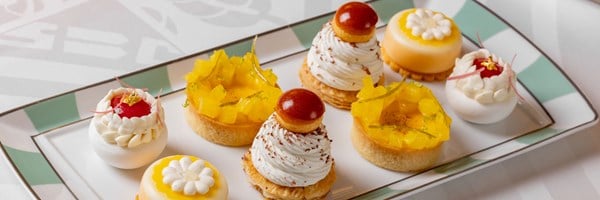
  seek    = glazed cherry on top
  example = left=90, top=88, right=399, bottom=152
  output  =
left=474, top=56, right=504, bottom=78
left=276, top=89, right=325, bottom=122
left=334, top=2, right=378, bottom=35
left=111, top=92, right=151, bottom=118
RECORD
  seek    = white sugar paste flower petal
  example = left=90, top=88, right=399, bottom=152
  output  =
left=188, top=160, right=205, bottom=173
left=180, top=157, right=192, bottom=169
left=184, top=181, right=196, bottom=195
left=171, top=179, right=185, bottom=192
left=195, top=181, right=209, bottom=194
left=200, top=168, right=213, bottom=177
left=421, top=31, right=433, bottom=40
left=162, top=157, right=215, bottom=196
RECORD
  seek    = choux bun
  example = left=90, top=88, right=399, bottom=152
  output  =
left=274, top=88, right=325, bottom=133
left=332, top=2, right=378, bottom=43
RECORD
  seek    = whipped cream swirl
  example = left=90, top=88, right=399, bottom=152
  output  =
left=307, top=22, right=383, bottom=91
left=406, top=9, right=452, bottom=40
left=451, top=49, right=516, bottom=104
left=162, top=156, right=215, bottom=196
left=93, top=88, right=166, bottom=148
left=250, top=114, right=333, bottom=187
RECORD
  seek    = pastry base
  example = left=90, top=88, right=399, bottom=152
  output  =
left=275, top=113, right=322, bottom=134
left=351, top=119, right=442, bottom=172
left=184, top=105, right=260, bottom=146
left=381, top=46, right=453, bottom=81
left=299, top=60, right=383, bottom=110
left=331, top=20, right=373, bottom=43
left=241, top=152, right=335, bottom=200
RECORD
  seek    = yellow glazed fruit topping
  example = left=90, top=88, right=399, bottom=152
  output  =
left=185, top=49, right=282, bottom=124
left=151, top=155, right=223, bottom=200
left=351, top=77, right=451, bottom=150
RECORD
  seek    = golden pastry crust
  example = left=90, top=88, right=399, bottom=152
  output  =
left=241, top=152, right=335, bottom=200
left=381, top=46, right=453, bottom=81
left=275, top=114, right=322, bottom=134
left=351, top=118, right=442, bottom=172
left=299, top=60, right=383, bottom=110
left=331, top=20, right=374, bottom=43
left=185, top=105, right=260, bottom=146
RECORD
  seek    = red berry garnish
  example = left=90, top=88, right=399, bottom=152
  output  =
left=474, top=57, right=503, bottom=78
left=334, top=2, right=378, bottom=35
left=276, top=89, right=325, bottom=122
left=110, top=94, right=151, bottom=118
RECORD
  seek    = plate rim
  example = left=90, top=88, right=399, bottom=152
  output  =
left=0, top=0, right=597, bottom=199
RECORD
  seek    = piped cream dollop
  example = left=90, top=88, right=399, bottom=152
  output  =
left=406, top=9, right=452, bottom=40
left=306, top=22, right=383, bottom=91
left=92, top=88, right=165, bottom=148
left=250, top=114, right=333, bottom=187
left=162, top=156, right=215, bottom=196
left=451, top=49, right=516, bottom=104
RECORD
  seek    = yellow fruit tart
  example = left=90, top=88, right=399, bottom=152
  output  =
left=184, top=48, right=282, bottom=146
left=381, top=8, right=462, bottom=81
left=137, top=155, right=228, bottom=200
left=350, top=77, right=451, bottom=172
left=242, top=88, right=335, bottom=200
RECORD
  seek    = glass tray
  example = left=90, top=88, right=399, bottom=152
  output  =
left=0, top=0, right=596, bottom=199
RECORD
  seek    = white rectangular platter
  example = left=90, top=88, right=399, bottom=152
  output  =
left=0, top=0, right=596, bottom=199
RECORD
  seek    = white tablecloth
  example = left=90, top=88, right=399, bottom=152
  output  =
left=2, top=0, right=599, bottom=199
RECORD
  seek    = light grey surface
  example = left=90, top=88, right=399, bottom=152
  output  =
left=1, top=0, right=600, bottom=199
left=0, top=0, right=350, bottom=112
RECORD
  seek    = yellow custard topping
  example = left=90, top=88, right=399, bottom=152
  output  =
left=185, top=49, right=282, bottom=124
left=151, top=155, right=223, bottom=199
left=398, top=8, right=461, bottom=46
left=351, top=77, right=451, bottom=150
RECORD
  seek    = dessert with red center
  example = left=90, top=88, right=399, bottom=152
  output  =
left=473, top=57, right=504, bottom=78
left=242, top=88, right=335, bottom=199
left=89, top=87, right=167, bottom=169
left=445, top=49, right=518, bottom=124
left=110, top=94, right=151, bottom=118
left=299, top=1, right=384, bottom=109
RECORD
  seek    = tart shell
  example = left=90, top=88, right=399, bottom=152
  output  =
left=351, top=118, right=442, bottom=172
left=185, top=104, right=260, bottom=146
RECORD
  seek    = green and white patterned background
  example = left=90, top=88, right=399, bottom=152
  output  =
left=1, top=0, right=600, bottom=199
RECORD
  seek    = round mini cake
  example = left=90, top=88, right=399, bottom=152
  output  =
left=381, top=8, right=462, bottom=81
left=184, top=49, right=282, bottom=146
left=300, top=1, right=384, bottom=109
left=445, top=49, right=518, bottom=124
left=137, top=155, right=228, bottom=200
left=242, top=88, right=336, bottom=200
left=350, top=77, right=451, bottom=172
left=89, top=87, right=167, bottom=169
